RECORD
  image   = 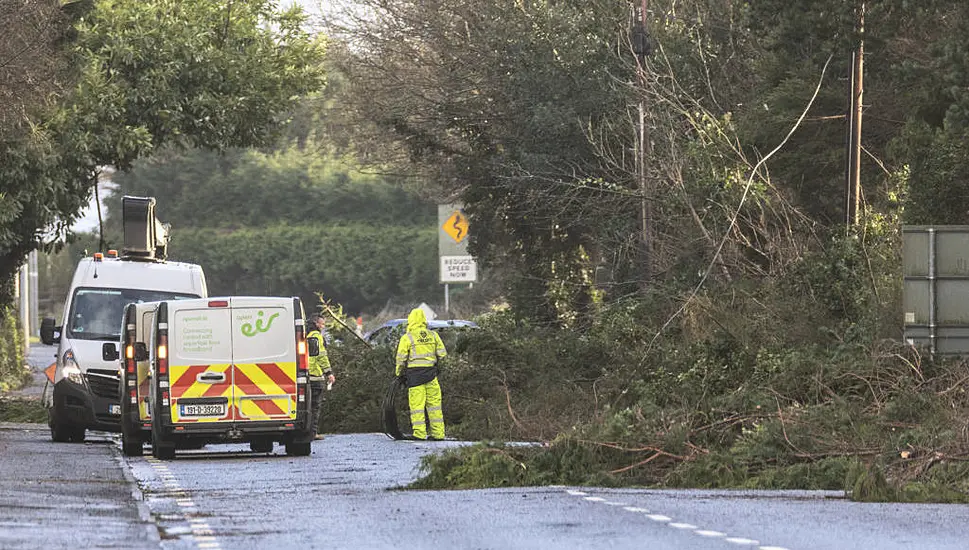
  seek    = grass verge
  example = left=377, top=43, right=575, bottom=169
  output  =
left=0, top=396, right=47, bottom=423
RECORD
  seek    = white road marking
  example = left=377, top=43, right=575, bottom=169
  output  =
left=565, top=489, right=788, bottom=550
left=142, top=458, right=220, bottom=550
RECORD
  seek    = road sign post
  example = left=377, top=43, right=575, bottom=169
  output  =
left=438, top=204, right=478, bottom=314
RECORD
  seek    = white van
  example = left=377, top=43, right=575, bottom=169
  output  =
left=40, top=254, right=206, bottom=442
left=147, top=296, right=316, bottom=459
left=40, top=196, right=207, bottom=443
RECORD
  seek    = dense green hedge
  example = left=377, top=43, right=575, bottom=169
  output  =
left=169, top=224, right=439, bottom=314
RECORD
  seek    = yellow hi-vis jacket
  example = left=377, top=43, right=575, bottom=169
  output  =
left=307, top=329, right=332, bottom=380
left=395, top=309, right=447, bottom=386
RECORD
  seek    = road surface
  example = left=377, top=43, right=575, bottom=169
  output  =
left=2, top=344, right=968, bottom=549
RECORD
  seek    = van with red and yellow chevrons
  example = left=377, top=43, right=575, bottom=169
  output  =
left=147, top=296, right=318, bottom=459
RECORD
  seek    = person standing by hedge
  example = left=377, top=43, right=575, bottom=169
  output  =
left=307, top=313, right=335, bottom=440
left=395, top=308, right=447, bottom=440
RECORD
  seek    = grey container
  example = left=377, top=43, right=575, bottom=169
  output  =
left=903, top=226, right=969, bottom=354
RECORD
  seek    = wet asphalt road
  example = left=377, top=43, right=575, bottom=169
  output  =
left=0, top=424, right=157, bottom=549
left=124, top=435, right=969, bottom=550
left=5, top=343, right=969, bottom=549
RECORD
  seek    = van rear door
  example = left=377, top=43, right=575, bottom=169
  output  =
left=229, top=297, right=298, bottom=422
left=168, top=299, right=234, bottom=423
left=136, top=304, right=158, bottom=422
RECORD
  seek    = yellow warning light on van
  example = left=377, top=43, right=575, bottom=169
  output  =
left=107, top=249, right=119, bottom=257
left=93, top=253, right=104, bottom=262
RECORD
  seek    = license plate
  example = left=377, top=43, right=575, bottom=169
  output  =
left=179, top=403, right=227, bottom=417
left=109, top=404, right=121, bottom=415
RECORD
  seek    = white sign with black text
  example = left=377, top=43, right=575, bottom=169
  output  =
left=440, top=255, right=478, bottom=283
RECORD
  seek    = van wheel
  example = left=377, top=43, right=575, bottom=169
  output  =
left=49, top=414, right=72, bottom=443
left=121, top=422, right=144, bottom=456
left=122, top=434, right=144, bottom=456
left=152, top=438, right=176, bottom=460
left=151, top=423, right=176, bottom=460
left=285, top=442, right=311, bottom=456
left=250, top=439, right=273, bottom=453
left=123, top=440, right=144, bottom=457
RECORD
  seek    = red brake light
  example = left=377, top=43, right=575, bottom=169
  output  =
left=208, top=300, right=228, bottom=308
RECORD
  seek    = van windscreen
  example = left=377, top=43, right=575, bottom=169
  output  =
left=67, top=288, right=198, bottom=341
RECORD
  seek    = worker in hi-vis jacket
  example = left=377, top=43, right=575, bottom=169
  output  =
left=395, top=308, right=447, bottom=440
left=306, top=313, right=335, bottom=440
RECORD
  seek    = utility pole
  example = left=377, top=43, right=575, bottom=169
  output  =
left=632, top=0, right=652, bottom=281
left=29, top=250, right=38, bottom=337
left=846, top=1, right=865, bottom=228
left=18, top=260, right=30, bottom=349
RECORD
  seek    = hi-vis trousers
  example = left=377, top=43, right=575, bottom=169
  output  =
left=408, top=377, right=444, bottom=440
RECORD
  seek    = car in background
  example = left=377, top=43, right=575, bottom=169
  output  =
left=364, top=318, right=479, bottom=349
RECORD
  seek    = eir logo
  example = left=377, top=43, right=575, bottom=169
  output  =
left=241, top=311, right=279, bottom=337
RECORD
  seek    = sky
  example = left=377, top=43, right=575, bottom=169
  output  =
left=73, top=181, right=115, bottom=233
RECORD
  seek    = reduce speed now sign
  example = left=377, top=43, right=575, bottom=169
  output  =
left=438, top=204, right=478, bottom=283
left=440, top=255, right=477, bottom=283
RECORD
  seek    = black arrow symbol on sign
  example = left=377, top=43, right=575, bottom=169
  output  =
left=452, top=213, right=465, bottom=241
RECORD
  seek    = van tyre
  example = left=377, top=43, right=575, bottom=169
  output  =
left=121, top=422, right=143, bottom=456
left=250, top=439, right=273, bottom=453
left=122, top=433, right=144, bottom=456
left=152, top=438, right=175, bottom=460
left=49, top=412, right=72, bottom=443
left=71, top=428, right=86, bottom=443
left=151, top=422, right=176, bottom=460
left=285, top=442, right=311, bottom=456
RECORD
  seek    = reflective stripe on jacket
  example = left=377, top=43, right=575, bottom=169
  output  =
left=307, top=329, right=332, bottom=379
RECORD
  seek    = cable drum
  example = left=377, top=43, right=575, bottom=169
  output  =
left=381, top=377, right=408, bottom=440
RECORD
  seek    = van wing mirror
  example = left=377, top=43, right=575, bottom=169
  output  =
left=134, top=342, right=148, bottom=362
left=40, top=317, right=60, bottom=345
left=102, top=342, right=119, bottom=361
left=308, top=337, right=320, bottom=357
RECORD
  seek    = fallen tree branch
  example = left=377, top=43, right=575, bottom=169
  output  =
left=499, top=370, right=526, bottom=433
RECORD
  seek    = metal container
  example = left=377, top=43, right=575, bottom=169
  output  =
left=903, top=226, right=969, bottom=354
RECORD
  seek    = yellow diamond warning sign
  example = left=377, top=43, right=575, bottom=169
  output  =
left=442, top=210, right=469, bottom=243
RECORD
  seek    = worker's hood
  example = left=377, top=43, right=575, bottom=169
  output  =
left=407, top=308, right=427, bottom=332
